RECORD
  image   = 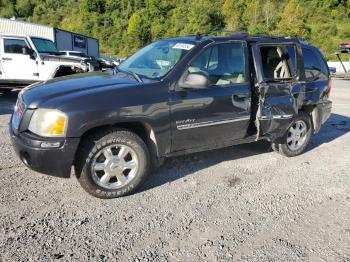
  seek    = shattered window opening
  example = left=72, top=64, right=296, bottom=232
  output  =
left=260, top=45, right=297, bottom=81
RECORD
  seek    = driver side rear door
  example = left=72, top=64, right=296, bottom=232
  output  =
left=252, top=41, right=305, bottom=141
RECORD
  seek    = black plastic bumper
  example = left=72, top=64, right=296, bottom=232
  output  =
left=9, top=126, right=80, bottom=178
left=313, top=100, right=332, bottom=133
left=320, top=100, right=332, bottom=124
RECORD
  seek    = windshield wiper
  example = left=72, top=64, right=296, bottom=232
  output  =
left=115, top=67, right=143, bottom=83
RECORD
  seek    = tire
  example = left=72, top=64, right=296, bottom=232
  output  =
left=75, top=128, right=150, bottom=199
left=272, top=112, right=312, bottom=157
left=0, top=88, right=11, bottom=94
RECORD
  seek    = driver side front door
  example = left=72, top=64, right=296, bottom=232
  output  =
left=170, top=41, right=252, bottom=152
left=1, top=37, right=38, bottom=81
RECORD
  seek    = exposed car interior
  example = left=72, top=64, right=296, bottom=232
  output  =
left=188, top=43, right=246, bottom=85
left=260, top=46, right=293, bottom=80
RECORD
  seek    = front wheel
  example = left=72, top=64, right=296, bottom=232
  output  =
left=272, top=113, right=312, bottom=157
left=75, top=128, right=150, bottom=198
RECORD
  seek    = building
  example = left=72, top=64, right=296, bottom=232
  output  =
left=0, top=17, right=99, bottom=57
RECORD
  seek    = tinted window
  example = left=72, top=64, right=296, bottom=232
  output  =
left=188, top=43, right=246, bottom=86
left=119, top=40, right=194, bottom=79
left=302, top=48, right=328, bottom=81
left=260, top=45, right=295, bottom=80
left=4, top=39, right=28, bottom=54
left=31, top=37, right=58, bottom=54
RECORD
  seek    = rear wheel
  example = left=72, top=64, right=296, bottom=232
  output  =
left=272, top=113, right=312, bottom=157
left=75, top=128, right=150, bottom=198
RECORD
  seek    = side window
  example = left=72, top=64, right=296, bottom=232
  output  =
left=302, top=48, right=328, bottom=81
left=188, top=46, right=218, bottom=74
left=286, top=46, right=297, bottom=72
left=260, top=45, right=296, bottom=80
left=4, top=39, right=29, bottom=54
left=188, top=43, right=246, bottom=86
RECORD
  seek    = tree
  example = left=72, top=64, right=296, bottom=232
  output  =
left=125, top=10, right=151, bottom=53
left=182, top=0, right=224, bottom=34
left=0, top=0, right=16, bottom=17
left=222, top=0, right=245, bottom=30
left=274, top=0, right=310, bottom=38
left=1, top=0, right=347, bottom=58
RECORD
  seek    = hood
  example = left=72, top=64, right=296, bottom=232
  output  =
left=41, top=54, right=85, bottom=63
left=21, top=72, right=139, bottom=109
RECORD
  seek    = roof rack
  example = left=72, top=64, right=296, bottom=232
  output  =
left=192, top=30, right=250, bottom=40
left=195, top=32, right=205, bottom=40
left=298, top=39, right=309, bottom=45
left=211, top=30, right=249, bottom=37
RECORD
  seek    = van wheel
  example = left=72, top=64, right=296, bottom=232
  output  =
left=75, top=128, right=150, bottom=198
left=272, top=113, right=312, bottom=157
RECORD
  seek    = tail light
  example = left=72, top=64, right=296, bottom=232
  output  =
left=325, top=78, right=332, bottom=97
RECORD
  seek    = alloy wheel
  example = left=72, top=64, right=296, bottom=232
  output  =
left=91, top=144, right=139, bottom=189
left=286, top=120, right=308, bottom=151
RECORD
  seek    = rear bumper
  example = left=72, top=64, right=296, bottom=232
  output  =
left=321, top=101, right=332, bottom=124
left=9, top=126, right=80, bottom=178
left=320, top=100, right=332, bottom=124
left=313, top=100, right=332, bottom=133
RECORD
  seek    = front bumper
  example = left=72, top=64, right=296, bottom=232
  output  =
left=9, top=126, right=80, bottom=178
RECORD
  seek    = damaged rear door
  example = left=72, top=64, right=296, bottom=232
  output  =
left=252, top=42, right=305, bottom=141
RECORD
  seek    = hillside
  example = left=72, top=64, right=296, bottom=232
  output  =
left=1, top=0, right=349, bottom=59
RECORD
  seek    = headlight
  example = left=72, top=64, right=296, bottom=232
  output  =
left=80, top=61, right=88, bottom=71
left=28, top=109, right=68, bottom=137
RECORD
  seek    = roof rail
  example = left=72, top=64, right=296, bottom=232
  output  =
left=298, top=39, right=309, bottom=45
left=211, top=30, right=249, bottom=37
left=195, top=32, right=205, bottom=40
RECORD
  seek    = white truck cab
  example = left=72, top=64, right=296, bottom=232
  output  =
left=0, top=34, right=93, bottom=90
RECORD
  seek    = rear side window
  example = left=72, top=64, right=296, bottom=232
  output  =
left=4, top=39, right=29, bottom=54
left=286, top=46, right=297, bottom=70
left=260, top=45, right=297, bottom=80
left=302, top=48, right=328, bottom=81
left=188, top=42, right=246, bottom=86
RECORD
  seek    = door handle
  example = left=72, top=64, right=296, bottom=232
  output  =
left=2, top=57, right=12, bottom=61
left=233, top=94, right=248, bottom=101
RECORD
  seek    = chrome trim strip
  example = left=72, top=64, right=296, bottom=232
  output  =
left=259, top=114, right=293, bottom=120
left=177, top=116, right=250, bottom=130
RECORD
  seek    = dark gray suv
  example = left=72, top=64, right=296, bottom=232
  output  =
left=10, top=33, right=332, bottom=198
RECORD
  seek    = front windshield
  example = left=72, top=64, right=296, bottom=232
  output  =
left=119, top=40, right=196, bottom=80
left=31, top=37, right=58, bottom=54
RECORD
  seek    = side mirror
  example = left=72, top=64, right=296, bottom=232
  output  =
left=178, top=72, right=209, bottom=90
left=22, top=47, right=35, bottom=59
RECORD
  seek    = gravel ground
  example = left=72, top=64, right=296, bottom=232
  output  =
left=0, top=80, right=349, bottom=262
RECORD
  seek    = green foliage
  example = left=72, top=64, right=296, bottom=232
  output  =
left=274, top=0, right=310, bottom=38
left=1, top=0, right=349, bottom=59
